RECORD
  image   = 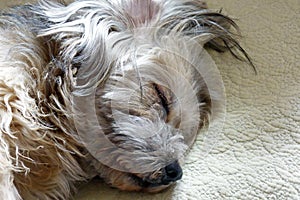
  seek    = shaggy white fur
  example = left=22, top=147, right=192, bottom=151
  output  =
left=0, top=0, right=251, bottom=199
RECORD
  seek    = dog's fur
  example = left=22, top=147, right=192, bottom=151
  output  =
left=0, top=0, right=251, bottom=199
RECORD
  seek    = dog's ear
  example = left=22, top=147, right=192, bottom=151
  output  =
left=159, top=0, right=254, bottom=69
left=36, top=0, right=122, bottom=95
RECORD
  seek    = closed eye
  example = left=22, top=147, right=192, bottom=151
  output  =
left=153, top=83, right=170, bottom=115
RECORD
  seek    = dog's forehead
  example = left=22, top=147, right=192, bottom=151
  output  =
left=122, top=0, right=161, bottom=25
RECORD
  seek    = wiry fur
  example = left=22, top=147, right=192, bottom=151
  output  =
left=0, top=0, right=251, bottom=199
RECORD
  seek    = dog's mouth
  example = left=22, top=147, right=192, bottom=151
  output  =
left=130, top=161, right=183, bottom=192
left=131, top=175, right=171, bottom=193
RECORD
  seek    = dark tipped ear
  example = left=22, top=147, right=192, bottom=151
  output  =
left=159, top=0, right=255, bottom=71
left=198, top=11, right=256, bottom=71
left=192, top=11, right=255, bottom=71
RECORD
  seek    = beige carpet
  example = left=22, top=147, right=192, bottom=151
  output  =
left=1, top=0, right=299, bottom=199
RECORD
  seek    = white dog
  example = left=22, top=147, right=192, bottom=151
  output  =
left=0, top=0, right=252, bottom=199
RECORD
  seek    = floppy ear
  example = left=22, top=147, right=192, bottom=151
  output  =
left=158, top=0, right=254, bottom=69
left=36, top=0, right=124, bottom=95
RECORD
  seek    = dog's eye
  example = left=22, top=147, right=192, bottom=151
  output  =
left=153, top=83, right=170, bottom=116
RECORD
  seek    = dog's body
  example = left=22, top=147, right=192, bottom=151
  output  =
left=0, top=0, right=250, bottom=199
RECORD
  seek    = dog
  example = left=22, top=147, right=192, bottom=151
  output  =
left=0, top=0, right=252, bottom=199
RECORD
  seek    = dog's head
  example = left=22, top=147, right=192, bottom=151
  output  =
left=89, top=33, right=213, bottom=192
left=38, top=0, right=247, bottom=192
left=70, top=31, right=220, bottom=192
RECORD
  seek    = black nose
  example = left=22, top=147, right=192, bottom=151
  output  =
left=162, top=161, right=183, bottom=185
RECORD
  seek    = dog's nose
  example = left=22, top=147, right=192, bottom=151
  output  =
left=162, top=161, right=183, bottom=185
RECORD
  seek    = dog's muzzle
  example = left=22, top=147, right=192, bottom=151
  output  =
left=133, top=160, right=183, bottom=189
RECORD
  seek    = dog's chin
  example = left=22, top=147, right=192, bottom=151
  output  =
left=111, top=171, right=180, bottom=193
left=130, top=174, right=174, bottom=193
left=115, top=175, right=173, bottom=193
left=142, top=184, right=172, bottom=193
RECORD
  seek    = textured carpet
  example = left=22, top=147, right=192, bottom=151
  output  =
left=1, top=0, right=299, bottom=199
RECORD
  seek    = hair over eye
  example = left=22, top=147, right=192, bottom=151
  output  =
left=153, top=83, right=170, bottom=116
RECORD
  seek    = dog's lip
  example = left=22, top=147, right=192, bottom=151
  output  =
left=130, top=174, right=171, bottom=188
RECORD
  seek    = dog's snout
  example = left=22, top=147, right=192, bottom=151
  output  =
left=162, top=161, right=183, bottom=185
